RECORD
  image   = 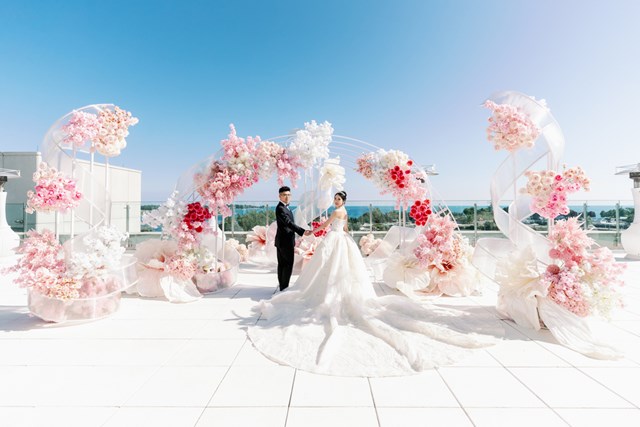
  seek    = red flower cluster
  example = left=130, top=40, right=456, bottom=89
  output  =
left=311, top=221, right=327, bottom=237
left=410, top=199, right=432, bottom=226
left=183, top=202, right=212, bottom=233
left=388, top=160, right=414, bottom=189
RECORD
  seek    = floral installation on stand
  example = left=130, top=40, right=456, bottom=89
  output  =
left=356, top=149, right=427, bottom=208
left=142, top=193, right=214, bottom=266
left=26, top=162, right=83, bottom=214
left=409, top=199, right=432, bottom=227
left=221, top=124, right=260, bottom=185
left=195, top=125, right=265, bottom=216
left=254, top=140, right=282, bottom=180
left=412, top=214, right=478, bottom=296
left=484, top=100, right=540, bottom=151
left=5, top=226, right=129, bottom=322
left=495, top=217, right=626, bottom=336
left=93, top=106, right=139, bottom=157
left=61, top=111, right=100, bottom=148
left=194, top=160, right=248, bottom=218
left=542, top=217, right=625, bottom=318
left=521, top=166, right=591, bottom=219
left=274, top=146, right=304, bottom=187
left=288, top=120, right=333, bottom=170
left=359, top=233, right=382, bottom=257
left=6, top=230, right=78, bottom=300
left=139, top=192, right=238, bottom=298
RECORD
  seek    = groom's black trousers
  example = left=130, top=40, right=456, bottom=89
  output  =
left=276, top=244, right=295, bottom=291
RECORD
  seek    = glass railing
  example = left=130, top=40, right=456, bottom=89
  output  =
left=7, top=200, right=635, bottom=250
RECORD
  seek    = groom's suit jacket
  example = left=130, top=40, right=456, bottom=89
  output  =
left=274, top=201, right=305, bottom=249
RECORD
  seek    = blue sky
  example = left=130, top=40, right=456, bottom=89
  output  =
left=1, top=0, right=639, bottom=203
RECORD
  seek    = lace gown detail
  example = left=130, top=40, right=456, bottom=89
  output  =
left=248, top=211, right=499, bottom=376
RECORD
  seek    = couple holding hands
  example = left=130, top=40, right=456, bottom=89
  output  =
left=253, top=185, right=493, bottom=377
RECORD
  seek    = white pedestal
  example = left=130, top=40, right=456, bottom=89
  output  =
left=621, top=188, right=640, bottom=259
left=0, top=192, right=20, bottom=257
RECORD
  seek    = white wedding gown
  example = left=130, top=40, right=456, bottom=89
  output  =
left=248, top=213, right=500, bottom=376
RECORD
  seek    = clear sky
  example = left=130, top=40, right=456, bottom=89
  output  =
left=1, top=0, right=639, bottom=203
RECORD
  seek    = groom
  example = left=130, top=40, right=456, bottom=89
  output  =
left=275, top=186, right=311, bottom=291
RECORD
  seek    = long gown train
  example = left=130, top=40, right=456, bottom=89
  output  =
left=248, top=216, right=502, bottom=376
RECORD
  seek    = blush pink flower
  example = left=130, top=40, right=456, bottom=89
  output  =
left=26, top=162, right=83, bottom=214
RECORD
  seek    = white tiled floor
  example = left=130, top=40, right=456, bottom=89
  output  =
left=1, top=254, right=639, bottom=426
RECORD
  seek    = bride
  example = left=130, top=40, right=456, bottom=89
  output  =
left=248, top=191, right=500, bottom=376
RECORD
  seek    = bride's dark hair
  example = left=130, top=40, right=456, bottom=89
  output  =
left=335, top=191, right=347, bottom=202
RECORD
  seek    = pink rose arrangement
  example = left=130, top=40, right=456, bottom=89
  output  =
left=5, top=227, right=127, bottom=302
left=93, top=106, right=139, bottom=157
left=484, top=100, right=540, bottom=151
left=254, top=139, right=304, bottom=187
left=541, top=217, right=625, bottom=318
left=275, top=147, right=303, bottom=187
left=221, top=124, right=260, bottom=184
left=521, top=166, right=590, bottom=219
left=6, top=230, right=79, bottom=300
left=141, top=193, right=235, bottom=288
left=356, top=150, right=427, bottom=208
left=414, top=215, right=462, bottom=273
left=195, top=160, right=250, bottom=218
left=254, top=140, right=282, bottom=180
left=196, top=125, right=292, bottom=216
left=359, top=233, right=382, bottom=257
left=26, top=162, right=82, bottom=214
left=356, top=153, right=375, bottom=179
left=413, top=214, right=477, bottom=295
left=409, top=198, right=432, bottom=226
left=61, top=111, right=100, bottom=148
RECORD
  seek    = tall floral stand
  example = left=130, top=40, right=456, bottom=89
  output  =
left=617, top=165, right=640, bottom=258
left=0, top=169, right=21, bottom=257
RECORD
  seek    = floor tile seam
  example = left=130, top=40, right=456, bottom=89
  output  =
left=543, top=406, right=640, bottom=410
left=194, top=338, right=249, bottom=426
left=501, top=365, right=556, bottom=411
left=611, top=324, right=640, bottom=339
left=366, top=377, right=382, bottom=427
left=372, top=405, right=465, bottom=408
left=0, top=405, right=214, bottom=409
left=111, top=362, right=169, bottom=411
left=286, top=405, right=376, bottom=408
left=0, top=338, right=245, bottom=341
left=434, top=367, right=477, bottom=427
left=283, top=368, right=297, bottom=427
left=572, top=366, right=640, bottom=409
left=498, top=322, right=608, bottom=369
left=503, top=365, right=634, bottom=423
left=0, top=364, right=240, bottom=368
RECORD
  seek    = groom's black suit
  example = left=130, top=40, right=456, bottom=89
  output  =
left=275, top=201, right=306, bottom=291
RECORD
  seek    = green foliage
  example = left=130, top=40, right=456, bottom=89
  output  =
left=601, top=208, right=635, bottom=221
left=230, top=209, right=272, bottom=231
